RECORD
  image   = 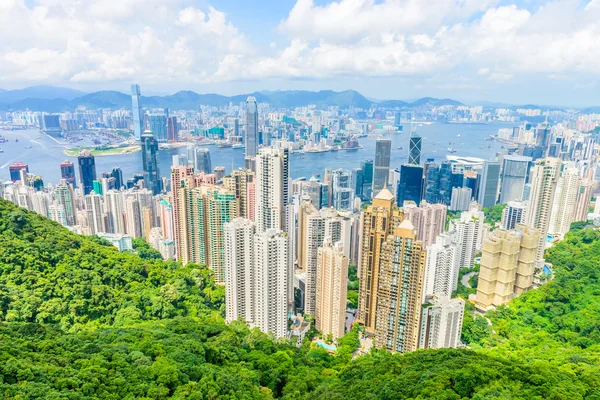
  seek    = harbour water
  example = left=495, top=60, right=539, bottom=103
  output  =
left=0, top=123, right=515, bottom=184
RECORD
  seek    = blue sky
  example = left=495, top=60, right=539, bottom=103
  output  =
left=3, top=0, right=600, bottom=107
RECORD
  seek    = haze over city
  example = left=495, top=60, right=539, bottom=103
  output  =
left=2, top=0, right=600, bottom=106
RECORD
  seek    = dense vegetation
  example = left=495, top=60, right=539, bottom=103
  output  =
left=482, top=203, right=506, bottom=226
left=1, top=199, right=600, bottom=398
left=346, top=264, right=358, bottom=310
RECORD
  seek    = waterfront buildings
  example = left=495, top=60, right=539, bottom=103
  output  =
left=245, top=97, right=258, bottom=158
left=131, top=84, right=143, bottom=141
left=60, top=160, right=76, bottom=188
left=141, top=131, right=162, bottom=195
left=77, top=150, right=97, bottom=195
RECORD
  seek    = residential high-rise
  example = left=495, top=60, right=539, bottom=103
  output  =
left=573, top=180, right=593, bottom=222
left=397, top=164, right=424, bottom=205
left=525, top=157, right=561, bottom=262
left=111, top=167, right=124, bottom=190
left=255, top=147, right=289, bottom=233
left=60, top=160, right=76, bottom=188
left=141, top=131, right=162, bottom=195
left=373, top=138, right=391, bottom=192
left=316, top=239, right=348, bottom=340
left=423, top=233, right=458, bottom=301
left=167, top=116, right=179, bottom=141
left=451, top=204, right=485, bottom=271
left=549, top=166, right=580, bottom=238
left=419, top=296, right=465, bottom=349
left=477, top=161, right=501, bottom=208
left=245, top=96, right=258, bottom=158
left=501, top=201, right=526, bottom=230
left=374, top=220, right=425, bottom=353
left=171, top=165, right=195, bottom=259
left=409, top=132, right=422, bottom=165
left=84, top=193, right=105, bottom=234
left=78, top=150, right=97, bottom=195
left=475, top=225, right=540, bottom=308
left=223, top=169, right=255, bottom=220
left=124, top=196, right=143, bottom=238
left=499, top=156, right=531, bottom=204
left=450, top=187, right=472, bottom=211
left=357, top=188, right=403, bottom=333
left=403, top=200, right=447, bottom=248
left=53, top=183, right=77, bottom=226
left=105, top=190, right=125, bottom=234
left=131, top=84, right=143, bottom=141
left=149, top=114, right=167, bottom=142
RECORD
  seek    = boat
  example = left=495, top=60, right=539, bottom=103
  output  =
left=0, top=149, right=3, bottom=153
left=457, top=134, right=461, bottom=137
left=218, top=142, right=232, bottom=148
left=398, top=146, right=403, bottom=150
left=232, top=143, right=244, bottom=149
left=25, top=146, right=32, bottom=149
left=447, top=148, right=457, bottom=153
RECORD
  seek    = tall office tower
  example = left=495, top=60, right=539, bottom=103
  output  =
left=9, top=162, right=29, bottom=182
left=60, top=160, right=76, bottom=187
left=357, top=188, right=403, bottom=333
left=53, top=183, right=77, bottom=226
left=409, top=132, right=422, bottom=165
left=84, top=193, right=105, bottom=234
left=525, top=157, right=561, bottom=263
left=149, top=115, right=168, bottom=142
left=171, top=165, right=195, bottom=259
left=373, top=138, right=392, bottom=192
left=451, top=205, right=485, bottom=271
left=131, top=84, right=143, bottom=141
left=223, top=169, right=255, bottom=220
left=254, top=229, right=289, bottom=338
left=549, top=166, right=580, bottom=238
left=194, top=148, right=212, bottom=174
left=477, top=161, right=501, bottom=207
left=105, top=190, right=125, bottom=234
left=312, top=112, right=322, bottom=143
left=424, top=162, right=440, bottom=203
left=111, top=167, right=124, bottom=190
left=245, top=96, right=258, bottom=158
left=233, top=118, right=240, bottom=137
left=78, top=150, right=97, bottom=195
left=255, top=147, right=289, bottom=233
left=331, top=169, right=354, bottom=211
left=316, top=239, right=348, bottom=340
left=418, top=296, right=465, bottom=349
left=450, top=187, right=472, bottom=211
left=352, top=167, right=364, bottom=200
left=499, top=156, right=531, bottom=204
left=475, top=225, right=540, bottom=308
left=124, top=196, right=143, bottom=238
left=397, top=164, right=424, bottom=205
left=374, top=220, right=425, bottom=353
left=573, top=180, right=593, bottom=222
left=361, top=160, right=373, bottom=200
left=167, top=116, right=179, bottom=141
left=394, top=112, right=401, bottom=127
left=501, top=201, right=526, bottom=230
left=403, top=200, right=447, bottom=248
left=141, top=131, right=162, bottom=195
left=224, top=218, right=256, bottom=325
left=536, top=119, right=551, bottom=149
left=438, top=161, right=453, bottom=205
left=423, top=233, right=458, bottom=300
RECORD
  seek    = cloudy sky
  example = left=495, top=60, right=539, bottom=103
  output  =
left=1, top=0, right=599, bottom=106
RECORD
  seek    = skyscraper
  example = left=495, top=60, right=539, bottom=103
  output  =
left=223, top=169, right=255, bottom=220
left=397, top=164, right=424, bottom=205
left=78, top=150, right=97, bottom=195
left=330, top=169, right=354, bottom=211
left=499, top=156, right=531, bottom=204
left=357, top=188, right=403, bottom=333
left=361, top=160, right=373, bottom=200
left=374, top=220, right=426, bottom=353
left=60, top=160, right=76, bottom=187
left=111, top=167, right=124, bottom=190
left=450, top=187, right=472, bottom=211
left=548, top=166, right=580, bottom=238
left=409, top=132, right=422, bottom=165
left=84, top=193, right=105, bottom=234
left=451, top=204, right=485, bottom=272
left=477, top=161, right=501, bottom=208
left=53, top=183, right=77, bottom=226
left=245, top=96, right=258, bottom=158
left=525, top=157, right=561, bottom=262
left=9, top=162, right=29, bottom=182
left=316, top=239, right=348, bottom=340
left=149, top=115, right=168, bottom=142
left=573, top=180, right=593, bottom=222
left=255, top=147, right=290, bottom=233
left=131, top=84, right=143, bottom=141
left=501, top=201, right=526, bottom=230
left=141, top=131, right=162, bottom=195
left=423, top=233, right=458, bottom=301
left=194, top=148, right=212, bottom=174
left=373, top=138, right=391, bottom=192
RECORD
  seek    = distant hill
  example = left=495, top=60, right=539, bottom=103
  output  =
left=0, top=85, right=86, bottom=104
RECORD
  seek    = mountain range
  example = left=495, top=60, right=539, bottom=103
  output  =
left=0, top=86, right=464, bottom=112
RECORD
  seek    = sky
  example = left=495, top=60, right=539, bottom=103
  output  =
left=1, top=0, right=600, bottom=107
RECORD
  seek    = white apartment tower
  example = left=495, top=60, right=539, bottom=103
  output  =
left=548, top=166, right=580, bottom=238
left=419, top=296, right=465, bottom=349
left=255, top=147, right=290, bottom=233
left=423, top=233, right=458, bottom=301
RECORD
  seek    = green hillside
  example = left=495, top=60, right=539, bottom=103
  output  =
left=1, top=198, right=599, bottom=399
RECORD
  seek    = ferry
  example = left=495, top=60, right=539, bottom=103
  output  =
left=447, top=148, right=457, bottom=153
left=232, top=143, right=244, bottom=149
left=218, top=142, right=232, bottom=148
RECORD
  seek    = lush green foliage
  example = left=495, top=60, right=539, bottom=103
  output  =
left=346, top=264, right=358, bottom=309
left=482, top=203, right=506, bottom=226
left=2, top=199, right=600, bottom=398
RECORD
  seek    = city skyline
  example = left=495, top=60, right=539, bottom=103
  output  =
left=1, top=1, right=599, bottom=107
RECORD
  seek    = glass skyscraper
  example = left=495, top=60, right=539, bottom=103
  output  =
left=141, top=131, right=162, bottom=195
left=78, top=150, right=97, bottom=195
left=397, top=164, right=424, bottom=205
left=245, top=96, right=258, bottom=158
left=60, top=160, right=76, bottom=187
left=477, top=161, right=501, bottom=208
left=409, top=132, right=422, bottom=165
left=373, top=139, right=391, bottom=193
left=131, top=84, right=143, bottom=141
left=361, top=160, right=373, bottom=201
left=499, top=156, right=531, bottom=204
left=149, top=114, right=168, bottom=142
